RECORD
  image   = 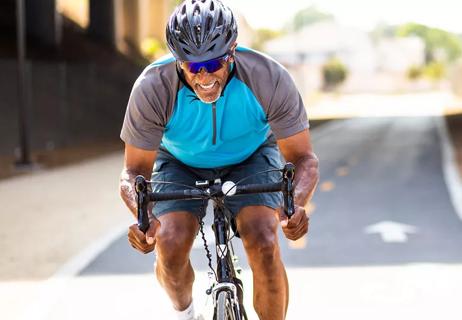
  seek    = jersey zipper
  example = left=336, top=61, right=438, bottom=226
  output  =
left=212, top=102, right=217, bottom=145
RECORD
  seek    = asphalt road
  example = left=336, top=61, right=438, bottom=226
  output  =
left=42, top=117, right=462, bottom=320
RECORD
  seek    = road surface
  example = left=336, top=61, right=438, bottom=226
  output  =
left=27, top=117, right=462, bottom=320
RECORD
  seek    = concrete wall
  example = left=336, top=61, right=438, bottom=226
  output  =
left=26, top=0, right=62, bottom=47
left=114, top=0, right=171, bottom=57
left=88, top=0, right=115, bottom=46
left=450, top=61, right=462, bottom=97
left=57, top=0, right=89, bottom=28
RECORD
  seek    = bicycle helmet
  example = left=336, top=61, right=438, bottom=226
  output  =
left=166, top=0, right=238, bottom=62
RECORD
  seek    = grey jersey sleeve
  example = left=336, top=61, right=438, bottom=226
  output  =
left=235, top=50, right=309, bottom=139
left=120, top=63, right=177, bottom=150
left=266, top=66, right=309, bottom=138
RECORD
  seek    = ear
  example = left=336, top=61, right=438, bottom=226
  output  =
left=229, top=42, right=238, bottom=63
left=177, top=60, right=186, bottom=71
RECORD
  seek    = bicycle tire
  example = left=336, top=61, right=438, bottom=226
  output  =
left=216, top=291, right=239, bottom=320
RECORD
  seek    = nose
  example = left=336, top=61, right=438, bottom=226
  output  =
left=195, top=67, right=211, bottom=81
left=198, top=67, right=210, bottom=75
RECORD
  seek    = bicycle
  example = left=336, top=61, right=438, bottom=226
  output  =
left=135, top=162, right=296, bottom=320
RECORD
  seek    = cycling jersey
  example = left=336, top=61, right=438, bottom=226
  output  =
left=120, top=46, right=309, bottom=168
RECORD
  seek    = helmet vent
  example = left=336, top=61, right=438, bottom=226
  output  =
left=225, top=30, right=232, bottom=43
left=181, top=4, right=187, bottom=15
left=210, top=1, right=214, bottom=10
left=182, top=19, right=189, bottom=32
left=206, top=16, right=212, bottom=32
left=207, top=44, right=216, bottom=52
left=183, top=47, right=192, bottom=55
left=217, top=11, right=223, bottom=26
left=193, top=4, right=200, bottom=15
left=211, top=33, right=220, bottom=42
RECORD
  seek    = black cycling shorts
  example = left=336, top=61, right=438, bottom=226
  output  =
left=151, top=135, right=284, bottom=221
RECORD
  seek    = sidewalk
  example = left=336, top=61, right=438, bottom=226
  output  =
left=0, top=152, right=132, bottom=320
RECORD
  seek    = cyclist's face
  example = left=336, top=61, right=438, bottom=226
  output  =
left=180, top=50, right=235, bottom=104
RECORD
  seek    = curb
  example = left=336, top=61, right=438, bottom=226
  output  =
left=436, top=116, right=462, bottom=221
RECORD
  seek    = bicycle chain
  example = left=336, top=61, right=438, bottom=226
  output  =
left=199, top=200, right=217, bottom=287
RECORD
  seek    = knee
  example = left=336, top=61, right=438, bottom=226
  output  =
left=240, top=219, right=280, bottom=267
left=156, top=227, right=193, bottom=270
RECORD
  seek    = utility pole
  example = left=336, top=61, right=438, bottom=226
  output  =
left=15, top=0, right=33, bottom=167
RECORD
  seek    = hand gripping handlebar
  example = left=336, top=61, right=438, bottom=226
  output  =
left=135, top=175, right=150, bottom=233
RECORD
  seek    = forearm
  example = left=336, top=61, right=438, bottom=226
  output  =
left=293, top=152, right=319, bottom=208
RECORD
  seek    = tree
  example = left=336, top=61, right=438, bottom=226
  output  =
left=370, top=22, right=397, bottom=43
left=396, top=23, right=462, bottom=63
left=287, top=6, right=334, bottom=31
left=252, top=28, right=283, bottom=51
left=322, top=58, right=348, bottom=91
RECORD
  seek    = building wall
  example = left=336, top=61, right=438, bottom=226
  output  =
left=26, top=0, right=62, bottom=47
left=114, top=0, right=172, bottom=57
left=450, top=60, right=462, bottom=97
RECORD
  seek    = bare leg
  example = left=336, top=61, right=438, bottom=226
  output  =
left=155, top=211, right=199, bottom=310
left=237, top=206, right=288, bottom=320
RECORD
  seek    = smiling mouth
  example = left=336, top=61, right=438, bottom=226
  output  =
left=196, top=81, right=218, bottom=91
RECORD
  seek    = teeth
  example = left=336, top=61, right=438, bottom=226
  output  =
left=199, top=82, right=215, bottom=89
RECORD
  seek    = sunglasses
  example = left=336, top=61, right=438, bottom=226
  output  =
left=182, top=53, right=231, bottom=74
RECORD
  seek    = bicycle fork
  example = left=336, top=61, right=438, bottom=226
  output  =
left=211, top=206, right=243, bottom=319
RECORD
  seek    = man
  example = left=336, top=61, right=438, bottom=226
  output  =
left=119, top=0, right=319, bottom=319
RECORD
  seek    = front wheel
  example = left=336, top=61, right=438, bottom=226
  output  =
left=216, top=291, right=241, bottom=320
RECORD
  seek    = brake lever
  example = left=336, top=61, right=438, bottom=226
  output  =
left=135, top=175, right=150, bottom=233
left=282, top=163, right=295, bottom=219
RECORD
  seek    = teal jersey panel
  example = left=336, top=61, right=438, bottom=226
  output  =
left=161, top=77, right=270, bottom=168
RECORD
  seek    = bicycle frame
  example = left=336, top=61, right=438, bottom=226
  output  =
left=135, top=162, right=296, bottom=320
left=209, top=196, right=245, bottom=320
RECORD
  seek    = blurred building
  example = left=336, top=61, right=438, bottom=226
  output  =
left=265, top=21, right=377, bottom=72
left=376, top=37, right=425, bottom=73
left=57, top=0, right=254, bottom=59
left=233, top=10, right=255, bottom=48
left=264, top=21, right=425, bottom=94
left=58, top=0, right=174, bottom=58
left=450, top=60, right=462, bottom=97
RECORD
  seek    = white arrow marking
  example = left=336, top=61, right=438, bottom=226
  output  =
left=364, top=221, right=418, bottom=243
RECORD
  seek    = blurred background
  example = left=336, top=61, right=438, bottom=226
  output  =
left=1, top=1, right=462, bottom=320
left=0, top=0, right=461, bottom=177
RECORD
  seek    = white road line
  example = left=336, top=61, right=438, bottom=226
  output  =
left=436, top=116, right=462, bottom=221
left=21, top=220, right=131, bottom=320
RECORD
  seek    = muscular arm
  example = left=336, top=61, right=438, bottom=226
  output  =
left=277, top=129, right=319, bottom=211
left=119, top=143, right=157, bottom=219
left=276, top=129, right=319, bottom=240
